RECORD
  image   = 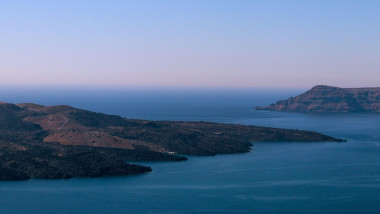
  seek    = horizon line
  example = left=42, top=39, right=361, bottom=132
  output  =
left=1, top=83, right=365, bottom=90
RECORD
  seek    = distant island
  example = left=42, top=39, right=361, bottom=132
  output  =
left=0, top=102, right=344, bottom=181
left=256, top=85, right=380, bottom=112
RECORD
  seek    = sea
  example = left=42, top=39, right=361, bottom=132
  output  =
left=0, top=86, right=380, bottom=214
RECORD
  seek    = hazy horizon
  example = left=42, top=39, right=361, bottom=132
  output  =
left=1, top=0, right=379, bottom=88
left=3, top=82, right=372, bottom=91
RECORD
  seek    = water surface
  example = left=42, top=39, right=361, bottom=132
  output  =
left=0, top=87, right=379, bottom=214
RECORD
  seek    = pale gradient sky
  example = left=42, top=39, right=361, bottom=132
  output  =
left=1, top=0, right=379, bottom=88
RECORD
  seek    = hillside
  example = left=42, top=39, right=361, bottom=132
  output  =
left=255, top=85, right=380, bottom=112
left=0, top=102, right=344, bottom=181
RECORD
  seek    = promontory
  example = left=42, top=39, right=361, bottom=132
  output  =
left=0, top=102, right=344, bottom=181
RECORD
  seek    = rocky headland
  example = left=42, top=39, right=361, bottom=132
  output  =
left=0, top=102, right=344, bottom=181
left=255, top=85, right=380, bottom=112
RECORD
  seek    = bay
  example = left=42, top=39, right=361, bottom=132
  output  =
left=0, top=87, right=379, bottom=214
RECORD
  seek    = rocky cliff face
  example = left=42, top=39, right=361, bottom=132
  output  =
left=256, top=85, right=380, bottom=112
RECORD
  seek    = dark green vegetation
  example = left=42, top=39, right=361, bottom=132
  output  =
left=256, top=85, right=380, bottom=112
left=0, top=102, right=344, bottom=181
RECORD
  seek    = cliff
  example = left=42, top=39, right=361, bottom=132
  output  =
left=255, top=85, right=380, bottom=112
left=0, top=102, right=344, bottom=181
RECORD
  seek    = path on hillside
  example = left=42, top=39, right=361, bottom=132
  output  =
left=57, top=115, right=69, bottom=130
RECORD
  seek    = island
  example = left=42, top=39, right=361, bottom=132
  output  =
left=255, top=85, right=380, bottom=112
left=0, top=102, right=344, bottom=181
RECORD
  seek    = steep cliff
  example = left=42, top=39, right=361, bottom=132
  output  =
left=256, top=85, right=380, bottom=112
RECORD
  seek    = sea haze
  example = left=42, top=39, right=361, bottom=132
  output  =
left=1, top=86, right=380, bottom=214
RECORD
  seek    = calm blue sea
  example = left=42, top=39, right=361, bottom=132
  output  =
left=1, top=87, right=380, bottom=214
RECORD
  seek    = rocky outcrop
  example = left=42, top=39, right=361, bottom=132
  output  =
left=255, top=85, right=380, bottom=112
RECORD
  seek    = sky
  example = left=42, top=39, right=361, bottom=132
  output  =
left=1, top=0, right=379, bottom=88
